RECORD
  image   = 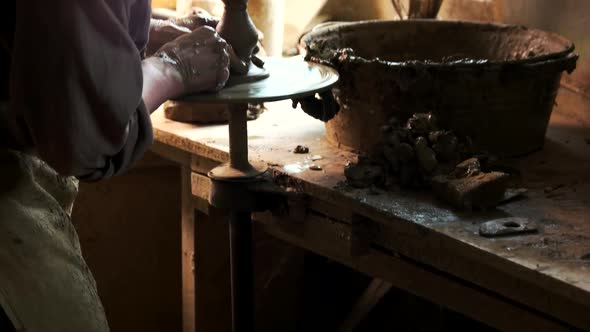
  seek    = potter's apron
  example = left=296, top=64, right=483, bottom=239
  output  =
left=0, top=103, right=110, bottom=332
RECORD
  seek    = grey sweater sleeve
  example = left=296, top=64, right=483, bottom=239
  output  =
left=10, top=0, right=153, bottom=181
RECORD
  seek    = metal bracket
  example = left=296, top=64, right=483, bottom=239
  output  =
left=208, top=172, right=291, bottom=212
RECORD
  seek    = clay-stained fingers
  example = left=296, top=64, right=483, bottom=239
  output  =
left=186, top=27, right=248, bottom=76
left=172, top=28, right=211, bottom=48
left=151, top=19, right=192, bottom=35
left=219, top=46, right=230, bottom=68
left=175, top=26, right=223, bottom=50
left=216, top=67, right=231, bottom=91
left=172, top=9, right=220, bottom=31
left=188, top=25, right=218, bottom=40
left=213, top=47, right=231, bottom=91
left=226, top=44, right=249, bottom=75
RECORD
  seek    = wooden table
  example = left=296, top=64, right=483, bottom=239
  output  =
left=151, top=88, right=590, bottom=332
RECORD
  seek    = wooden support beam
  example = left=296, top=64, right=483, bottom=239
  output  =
left=338, top=278, right=393, bottom=332
left=253, top=212, right=575, bottom=332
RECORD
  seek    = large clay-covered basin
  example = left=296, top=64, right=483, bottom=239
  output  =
left=301, top=20, right=578, bottom=157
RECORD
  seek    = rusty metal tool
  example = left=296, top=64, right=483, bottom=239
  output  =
left=479, top=217, right=539, bottom=238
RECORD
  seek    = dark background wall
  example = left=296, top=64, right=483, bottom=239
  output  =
left=442, top=0, right=590, bottom=95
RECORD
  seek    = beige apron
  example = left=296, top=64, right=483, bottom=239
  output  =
left=0, top=148, right=110, bottom=332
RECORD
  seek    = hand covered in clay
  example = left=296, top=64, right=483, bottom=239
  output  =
left=173, top=9, right=269, bottom=57
left=153, top=26, right=248, bottom=94
left=169, top=8, right=220, bottom=31
left=147, top=9, right=263, bottom=57
left=147, top=20, right=191, bottom=56
left=147, top=10, right=220, bottom=56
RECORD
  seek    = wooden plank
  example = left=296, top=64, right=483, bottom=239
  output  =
left=153, top=123, right=229, bottom=164
left=190, top=155, right=221, bottom=175
left=191, top=169, right=369, bottom=256
left=189, top=167, right=210, bottom=214
left=191, top=172, right=211, bottom=202
left=292, top=182, right=590, bottom=330
left=187, top=153, right=590, bottom=329
left=151, top=140, right=191, bottom=167
left=192, top=195, right=210, bottom=215
left=372, top=219, right=590, bottom=331
left=310, top=183, right=590, bottom=329
left=310, top=199, right=354, bottom=224
left=190, top=171, right=368, bottom=256
left=153, top=90, right=590, bottom=329
left=178, top=169, right=233, bottom=332
left=181, top=167, right=195, bottom=332
left=253, top=211, right=574, bottom=331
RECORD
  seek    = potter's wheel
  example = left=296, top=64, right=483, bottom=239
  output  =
left=178, top=55, right=338, bottom=332
left=179, top=56, right=338, bottom=104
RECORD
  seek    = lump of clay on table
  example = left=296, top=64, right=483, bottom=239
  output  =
left=163, top=102, right=265, bottom=123
left=382, top=122, right=412, bottom=144
left=293, top=145, right=310, bottom=154
left=429, top=130, right=459, bottom=161
left=383, top=144, right=400, bottom=173
left=414, top=136, right=438, bottom=174
left=395, top=142, right=426, bottom=188
left=432, top=158, right=510, bottom=210
left=396, top=142, right=415, bottom=163
left=453, top=157, right=482, bottom=178
left=344, top=112, right=516, bottom=203
left=344, top=158, right=383, bottom=189
left=407, top=113, right=438, bottom=136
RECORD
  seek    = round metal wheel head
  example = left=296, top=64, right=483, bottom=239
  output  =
left=178, top=56, right=339, bottom=104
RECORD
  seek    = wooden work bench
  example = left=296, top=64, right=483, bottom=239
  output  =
left=151, top=87, right=590, bottom=332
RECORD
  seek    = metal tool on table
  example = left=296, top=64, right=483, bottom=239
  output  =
left=479, top=217, right=539, bottom=238
left=176, top=0, right=339, bottom=331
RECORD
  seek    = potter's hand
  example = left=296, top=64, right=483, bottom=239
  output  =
left=147, top=19, right=192, bottom=56
left=170, top=9, right=220, bottom=31
left=153, top=26, right=248, bottom=95
left=147, top=11, right=220, bottom=56
left=178, top=10, right=265, bottom=56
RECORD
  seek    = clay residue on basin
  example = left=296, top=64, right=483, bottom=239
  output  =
left=305, top=20, right=574, bottom=65
left=301, top=20, right=578, bottom=157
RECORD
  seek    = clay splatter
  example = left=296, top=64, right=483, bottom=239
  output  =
left=309, top=164, right=323, bottom=171
left=293, top=145, right=310, bottom=154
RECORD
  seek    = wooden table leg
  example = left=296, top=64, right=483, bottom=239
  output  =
left=229, top=211, right=255, bottom=332
left=181, top=167, right=196, bottom=332
left=183, top=167, right=234, bottom=332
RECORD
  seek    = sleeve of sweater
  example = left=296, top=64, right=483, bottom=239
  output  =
left=10, top=0, right=153, bottom=181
